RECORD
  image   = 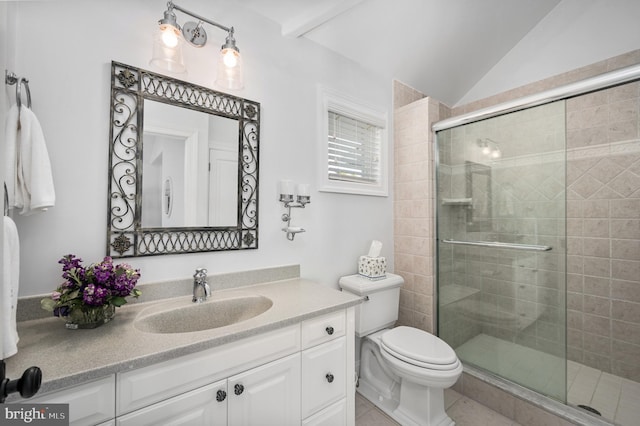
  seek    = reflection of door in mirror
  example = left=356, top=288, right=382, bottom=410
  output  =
left=142, top=100, right=239, bottom=228
left=207, top=113, right=239, bottom=227
left=209, top=149, right=238, bottom=225
left=142, top=132, right=186, bottom=227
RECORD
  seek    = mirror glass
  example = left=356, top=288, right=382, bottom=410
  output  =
left=107, top=61, right=259, bottom=258
left=142, top=100, right=238, bottom=228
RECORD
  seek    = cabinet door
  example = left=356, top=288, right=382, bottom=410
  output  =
left=116, top=380, right=227, bottom=426
left=29, top=375, right=115, bottom=426
left=228, top=353, right=301, bottom=426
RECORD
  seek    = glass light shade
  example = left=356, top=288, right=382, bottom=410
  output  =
left=216, top=47, right=243, bottom=90
left=160, top=24, right=181, bottom=48
left=150, top=28, right=186, bottom=74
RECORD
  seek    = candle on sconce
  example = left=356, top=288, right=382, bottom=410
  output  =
left=279, top=179, right=294, bottom=202
left=297, top=183, right=310, bottom=204
left=297, top=184, right=310, bottom=197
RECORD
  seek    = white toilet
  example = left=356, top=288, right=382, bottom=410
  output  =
left=339, top=273, right=462, bottom=426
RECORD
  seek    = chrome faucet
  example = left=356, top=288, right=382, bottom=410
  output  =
left=192, top=268, right=211, bottom=303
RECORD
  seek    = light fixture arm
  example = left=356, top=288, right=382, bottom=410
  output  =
left=167, top=1, right=232, bottom=34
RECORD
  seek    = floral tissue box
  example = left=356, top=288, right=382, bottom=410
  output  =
left=358, top=256, right=387, bottom=279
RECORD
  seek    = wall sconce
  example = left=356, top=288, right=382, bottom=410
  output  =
left=477, top=138, right=501, bottom=159
left=150, top=0, right=243, bottom=90
left=279, top=180, right=310, bottom=241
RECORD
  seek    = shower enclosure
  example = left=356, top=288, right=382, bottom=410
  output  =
left=434, top=63, right=640, bottom=425
left=436, top=101, right=567, bottom=401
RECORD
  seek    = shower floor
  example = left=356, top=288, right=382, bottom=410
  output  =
left=456, top=334, right=640, bottom=425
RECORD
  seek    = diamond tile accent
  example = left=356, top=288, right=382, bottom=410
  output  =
left=570, top=173, right=604, bottom=199
left=587, top=158, right=625, bottom=184
left=610, top=171, right=640, bottom=197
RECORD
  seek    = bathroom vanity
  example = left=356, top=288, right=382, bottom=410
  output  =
left=7, top=277, right=361, bottom=426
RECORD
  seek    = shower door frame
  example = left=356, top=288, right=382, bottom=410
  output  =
left=432, top=62, right=640, bottom=421
left=433, top=64, right=640, bottom=133
left=433, top=62, right=640, bottom=334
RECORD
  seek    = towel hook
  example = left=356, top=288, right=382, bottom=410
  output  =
left=4, top=70, right=32, bottom=109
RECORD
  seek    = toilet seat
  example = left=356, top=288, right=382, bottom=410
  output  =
left=380, top=326, right=459, bottom=371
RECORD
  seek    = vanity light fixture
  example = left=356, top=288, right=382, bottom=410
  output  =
left=150, top=1, right=244, bottom=90
left=279, top=180, right=310, bottom=241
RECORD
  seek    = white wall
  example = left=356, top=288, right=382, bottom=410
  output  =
left=8, top=0, right=393, bottom=296
left=457, top=0, right=640, bottom=106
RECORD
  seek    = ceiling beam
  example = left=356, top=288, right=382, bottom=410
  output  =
left=282, top=0, right=366, bottom=38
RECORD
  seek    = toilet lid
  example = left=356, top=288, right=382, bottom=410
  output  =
left=381, top=326, right=458, bottom=369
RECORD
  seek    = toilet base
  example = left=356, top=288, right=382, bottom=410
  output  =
left=393, top=379, right=454, bottom=426
left=357, top=377, right=455, bottom=426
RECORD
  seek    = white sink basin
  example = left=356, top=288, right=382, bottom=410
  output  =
left=134, top=294, right=273, bottom=334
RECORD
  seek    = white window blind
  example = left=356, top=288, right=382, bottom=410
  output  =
left=327, top=111, right=382, bottom=185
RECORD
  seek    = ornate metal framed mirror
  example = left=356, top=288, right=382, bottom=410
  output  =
left=107, top=61, right=259, bottom=257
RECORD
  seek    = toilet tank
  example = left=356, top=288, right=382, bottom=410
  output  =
left=339, top=273, right=404, bottom=337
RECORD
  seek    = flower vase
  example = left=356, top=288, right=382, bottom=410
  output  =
left=65, top=305, right=116, bottom=330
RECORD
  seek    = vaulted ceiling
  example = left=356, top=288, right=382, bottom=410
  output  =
left=239, top=0, right=561, bottom=106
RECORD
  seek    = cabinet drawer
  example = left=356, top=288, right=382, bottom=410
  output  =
left=116, top=380, right=227, bottom=426
left=117, top=324, right=299, bottom=415
left=301, top=310, right=345, bottom=349
left=30, top=375, right=115, bottom=426
left=301, top=336, right=346, bottom=418
left=302, top=399, right=346, bottom=426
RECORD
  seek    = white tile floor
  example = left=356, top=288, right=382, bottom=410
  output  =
left=568, top=360, right=640, bottom=426
left=456, top=333, right=640, bottom=426
left=355, top=389, right=522, bottom=426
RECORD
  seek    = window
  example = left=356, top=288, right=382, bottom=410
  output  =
left=318, top=87, right=388, bottom=196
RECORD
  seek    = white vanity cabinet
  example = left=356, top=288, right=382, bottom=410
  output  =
left=24, top=307, right=355, bottom=426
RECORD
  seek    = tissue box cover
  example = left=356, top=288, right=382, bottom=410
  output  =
left=358, top=256, right=387, bottom=278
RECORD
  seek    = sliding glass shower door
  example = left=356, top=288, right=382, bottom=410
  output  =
left=436, top=101, right=567, bottom=401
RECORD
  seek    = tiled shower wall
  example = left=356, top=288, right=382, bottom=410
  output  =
left=566, top=81, right=640, bottom=381
left=393, top=81, right=449, bottom=333
left=393, top=50, right=640, bottom=378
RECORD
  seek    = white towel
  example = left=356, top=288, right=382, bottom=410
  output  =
left=2, top=216, right=20, bottom=358
left=3, top=105, right=19, bottom=209
left=16, top=106, right=56, bottom=215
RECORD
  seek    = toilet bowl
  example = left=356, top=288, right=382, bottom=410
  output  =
left=339, top=274, right=462, bottom=426
left=359, top=328, right=462, bottom=426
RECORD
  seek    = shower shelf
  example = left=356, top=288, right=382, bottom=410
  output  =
left=439, top=284, right=480, bottom=306
left=441, top=198, right=472, bottom=206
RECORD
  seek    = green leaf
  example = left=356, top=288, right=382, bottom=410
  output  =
left=110, top=296, right=127, bottom=307
left=41, top=298, right=56, bottom=312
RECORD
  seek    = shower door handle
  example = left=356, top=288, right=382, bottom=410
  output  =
left=441, top=239, right=552, bottom=252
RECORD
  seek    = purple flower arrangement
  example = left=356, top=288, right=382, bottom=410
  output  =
left=41, top=254, right=141, bottom=318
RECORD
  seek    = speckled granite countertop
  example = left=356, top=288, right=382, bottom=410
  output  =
left=6, top=278, right=362, bottom=399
